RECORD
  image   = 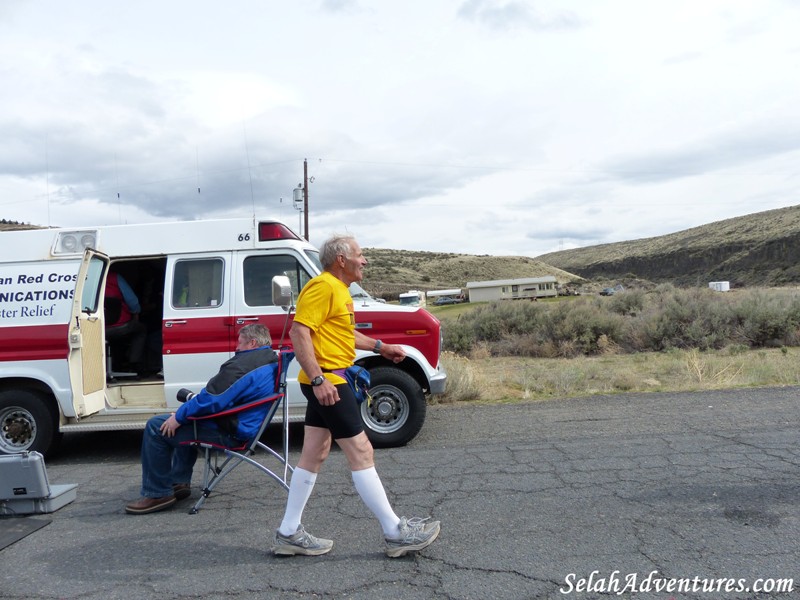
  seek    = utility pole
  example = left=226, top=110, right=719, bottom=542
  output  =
left=293, top=159, right=311, bottom=240
left=303, top=158, right=309, bottom=241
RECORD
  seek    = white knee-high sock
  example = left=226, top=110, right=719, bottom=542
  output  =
left=352, top=466, right=401, bottom=536
left=278, top=467, right=317, bottom=536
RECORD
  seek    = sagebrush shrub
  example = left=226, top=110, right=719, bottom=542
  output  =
left=441, top=287, right=800, bottom=358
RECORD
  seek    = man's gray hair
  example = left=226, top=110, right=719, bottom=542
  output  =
left=238, top=323, right=272, bottom=347
left=319, top=234, right=356, bottom=270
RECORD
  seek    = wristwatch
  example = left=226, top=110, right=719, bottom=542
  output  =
left=310, top=375, right=325, bottom=386
left=373, top=340, right=383, bottom=353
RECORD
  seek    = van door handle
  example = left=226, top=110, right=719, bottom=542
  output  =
left=164, top=320, right=188, bottom=328
left=236, top=317, right=259, bottom=325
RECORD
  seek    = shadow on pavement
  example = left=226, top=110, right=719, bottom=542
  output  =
left=47, top=423, right=306, bottom=465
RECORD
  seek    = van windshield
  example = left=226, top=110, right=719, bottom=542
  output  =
left=304, top=250, right=322, bottom=272
left=302, top=250, right=372, bottom=301
left=349, top=283, right=373, bottom=300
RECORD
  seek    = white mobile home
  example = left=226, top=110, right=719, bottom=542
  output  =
left=426, top=288, right=464, bottom=301
left=466, top=276, right=557, bottom=302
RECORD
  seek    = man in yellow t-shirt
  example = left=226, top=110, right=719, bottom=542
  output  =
left=271, top=234, right=441, bottom=558
left=293, top=269, right=357, bottom=386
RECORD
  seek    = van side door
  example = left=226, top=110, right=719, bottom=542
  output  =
left=68, top=249, right=109, bottom=417
left=162, top=253, right=233, bottom=405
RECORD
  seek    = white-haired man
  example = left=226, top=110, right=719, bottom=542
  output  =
left=272, top=234, right=440, bottom=558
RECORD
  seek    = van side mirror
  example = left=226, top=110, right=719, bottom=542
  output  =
left=272, top=275, right=293, bottom=307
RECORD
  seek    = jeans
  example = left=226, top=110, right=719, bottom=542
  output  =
left=140, top=414, right=240, bottom=498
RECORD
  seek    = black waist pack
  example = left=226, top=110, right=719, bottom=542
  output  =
left=345, top=365, right=371, bottom=405
left=327, top=366, right=372, bottom=405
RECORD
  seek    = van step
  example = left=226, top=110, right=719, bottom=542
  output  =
left=60, top=421, right=148, bottom=433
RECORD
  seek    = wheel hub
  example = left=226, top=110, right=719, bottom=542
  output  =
left=1, top=410, right=36, bottom=449
left=375, top=398, right=396, bottom=419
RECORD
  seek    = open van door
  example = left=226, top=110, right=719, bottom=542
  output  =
left=68, top=249, right=109, bottom=417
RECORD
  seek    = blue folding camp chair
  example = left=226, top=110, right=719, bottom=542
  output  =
left=181, top=348, right=295, bottom=514
left=179, top=275, right=297, bottom=514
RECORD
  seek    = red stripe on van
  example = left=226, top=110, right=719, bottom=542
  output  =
left=162, top=315, right=234, bottom=355
left=0, top=324, right=70, bottom=361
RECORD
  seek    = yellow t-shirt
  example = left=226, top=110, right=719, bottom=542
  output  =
left=294, top=271, right=354, bottom=385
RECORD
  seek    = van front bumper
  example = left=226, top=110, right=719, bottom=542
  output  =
left=428, top=368, right=447, bottom=395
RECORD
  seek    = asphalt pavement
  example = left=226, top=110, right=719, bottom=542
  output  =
left=1, top=385, right=799, bottom=600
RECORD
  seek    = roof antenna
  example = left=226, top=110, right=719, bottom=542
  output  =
left=45, top=134, right=51, bottom=227
left=115, top=154, right=122, bottom=224
left=243, top=122, right=255, bottom=218
left=196, top=147, right=201, bottom=195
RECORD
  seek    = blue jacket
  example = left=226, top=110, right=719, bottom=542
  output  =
left=175, top=346, right=279, bottom=441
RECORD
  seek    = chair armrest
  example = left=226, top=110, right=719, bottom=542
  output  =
left=186, top=393, right=283, bottom=421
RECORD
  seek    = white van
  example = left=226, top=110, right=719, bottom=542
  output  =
left=0, top=218, right=446, bottom=455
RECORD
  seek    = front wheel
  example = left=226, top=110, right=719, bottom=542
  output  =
left=0, top=389, right=58, bottom=456
left=360, top=367, right=426, bottom=448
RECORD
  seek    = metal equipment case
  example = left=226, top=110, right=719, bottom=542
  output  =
left=0, top=451, right=77, bottom=515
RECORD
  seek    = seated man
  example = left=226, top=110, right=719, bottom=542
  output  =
left=105, top=270, right=148, bottom=375
left=125, top=323, right=278, bottom=515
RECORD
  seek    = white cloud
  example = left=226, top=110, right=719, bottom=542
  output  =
left=457, top=0, right=582, bottom=31
left=0, top=0, right=798, bottom=257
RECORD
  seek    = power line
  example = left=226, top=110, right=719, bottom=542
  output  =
left=0, top=158, right=303, bottom=207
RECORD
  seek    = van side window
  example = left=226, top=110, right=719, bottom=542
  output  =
left=172, top=258, right=224, bottom=308
left=243, top=255, right=313, bottom=306
left=81, top=255, right=106, bottom=313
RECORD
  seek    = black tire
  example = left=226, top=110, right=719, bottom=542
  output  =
left=0, top=389, right=58, bottom=456
left=360, top=367, right=426, bottom=448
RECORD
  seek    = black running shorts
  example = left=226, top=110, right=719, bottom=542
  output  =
left=301, top=382, right=364, bottom=440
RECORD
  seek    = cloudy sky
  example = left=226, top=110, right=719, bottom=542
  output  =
left=1, top=0, right=798, bottom=257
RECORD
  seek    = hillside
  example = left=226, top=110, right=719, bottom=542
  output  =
left=6, top=205, right=800, bottom=293
left=360, top=249, right=582, bottom=298
left=537, top=204, right=800, bottom=287
left=0, top=220, right=39, bottom=232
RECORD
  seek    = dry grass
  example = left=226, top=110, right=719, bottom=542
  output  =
left=434, top=346, right=800, bottom=404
